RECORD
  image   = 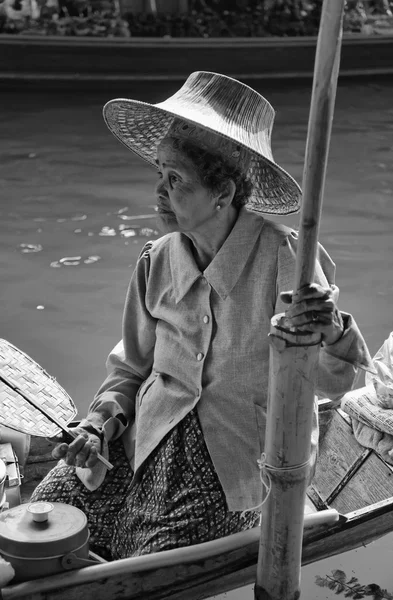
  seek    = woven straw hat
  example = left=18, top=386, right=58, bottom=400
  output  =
left=103, top=71, right=301, bottom=215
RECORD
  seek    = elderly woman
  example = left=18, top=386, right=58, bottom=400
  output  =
left=32, top=71, right=371, bottom=561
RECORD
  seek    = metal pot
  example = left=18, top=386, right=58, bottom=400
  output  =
left=0, top=502, right=94, bottom=583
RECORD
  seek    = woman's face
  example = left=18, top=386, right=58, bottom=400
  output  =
left=155, top=139, right=217, bottom=234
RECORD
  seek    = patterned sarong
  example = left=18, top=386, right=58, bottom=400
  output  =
left=31, top=409, right=259, bottom=560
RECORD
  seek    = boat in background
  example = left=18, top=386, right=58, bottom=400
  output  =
left=2, top=399, right=393, bottom=600
left=1, top=33, right=393, bottom=89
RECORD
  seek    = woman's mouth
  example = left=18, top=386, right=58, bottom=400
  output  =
left=156, top=201, right=174, bottom=215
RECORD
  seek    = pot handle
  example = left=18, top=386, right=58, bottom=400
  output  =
left=61, top=552, right=103, bottom=570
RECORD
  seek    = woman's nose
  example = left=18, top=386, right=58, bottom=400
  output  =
left=155, top=178, right=168, bottom=196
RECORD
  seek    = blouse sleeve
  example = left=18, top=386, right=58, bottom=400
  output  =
left=275, top=231, right=373, bottom=401
left=85, top=243, right=157, bottom=441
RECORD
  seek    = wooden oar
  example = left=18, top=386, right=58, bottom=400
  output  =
left=255, top=1, right=345, bottom=599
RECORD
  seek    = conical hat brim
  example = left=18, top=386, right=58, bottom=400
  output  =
left=103, top=97, right=302, bottom=216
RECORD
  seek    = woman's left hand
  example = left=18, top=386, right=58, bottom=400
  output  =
left=280, top=283, right=344, bottom=346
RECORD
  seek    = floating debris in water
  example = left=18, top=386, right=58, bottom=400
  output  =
left=74, top=229, right=82, bottom=234
left=28, top=153, right=37, bottom=158
left=99, top=227, right=116, bottom=237
left=36, top=305, right=45, bottom=310
left=118, top=224, right=158, bottom=237
left=60, top=256, right=81, bottom=266
left=140, top=228, right=158, bottom=237
left=118, top=214, right=156, bottom=221
left=119, top=225, right=137, bottom=238
left=107, top=207, right=129, bottom=216
left=84, top=256, right=101, bottom=265
left=50, top=257, right=81, bottom=267
left=33, top=215, right=87, bottom=223
left=50, top=256, right=101, bottom=268
left=119, top=224, right=134, bottom=231
left=19, top=243, right=43, bottom=253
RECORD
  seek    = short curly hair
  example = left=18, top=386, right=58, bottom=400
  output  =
left=161, top=136, right=254, bottom=210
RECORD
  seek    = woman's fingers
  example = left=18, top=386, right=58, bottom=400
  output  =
left=281, top=283, right=332, bottom=304
left=285, top=299, right=335, bottom=322
left=52, top=442, right=69, bottom=460
left=73, top=432, right=101, bottom=468
left=294, top=282, right=332, bottom=298
left=64, top=433, right=90, bottom=466
left=280, top=284, right=344, bottom=345
left=51, top=429, right=101, bottom=468
left=85, top=445, right=99, bottom=468
left=72, top=435, right=92, bottom=468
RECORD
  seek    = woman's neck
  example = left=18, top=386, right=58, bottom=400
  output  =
left=185, top=206, right=239, bottom=271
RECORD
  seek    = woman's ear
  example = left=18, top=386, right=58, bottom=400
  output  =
left=216, top=179, right=236, bottom=208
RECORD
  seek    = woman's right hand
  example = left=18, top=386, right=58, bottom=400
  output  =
left=52, top=427, right=102, bottom=468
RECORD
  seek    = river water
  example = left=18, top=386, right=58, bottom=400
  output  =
left=1, top=76, right=393, bottom=598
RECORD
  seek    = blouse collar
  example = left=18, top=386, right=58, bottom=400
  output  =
left=170, top=207, right=265, bottom=303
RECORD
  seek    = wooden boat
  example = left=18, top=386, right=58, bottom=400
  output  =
left=1, top=33, right=393, bottom=89
left=1, top=398, right=393, bottom=600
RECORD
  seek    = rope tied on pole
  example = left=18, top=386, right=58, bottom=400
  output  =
left=241, top=453, right=314, bottom=517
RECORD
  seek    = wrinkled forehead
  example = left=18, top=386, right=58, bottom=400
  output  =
left=156, top=138, right=195, bottom=171
left=159, top=117, right=252, bottom=172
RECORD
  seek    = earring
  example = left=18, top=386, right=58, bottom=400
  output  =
left=216, top=205, right=221, bottom=211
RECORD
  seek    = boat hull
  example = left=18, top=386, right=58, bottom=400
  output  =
left=1, top=34, right=393, bottom=89
left=2, top=497, right=393, bottom=600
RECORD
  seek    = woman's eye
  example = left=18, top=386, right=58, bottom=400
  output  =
left=157, top=171, right=163, bottom=179
left=169, top=174, right=179, bottom=185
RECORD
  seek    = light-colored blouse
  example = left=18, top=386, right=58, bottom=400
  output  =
left=88, top=207, right=371, bottom=511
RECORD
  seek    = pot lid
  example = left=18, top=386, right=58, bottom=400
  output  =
left=0, top=502, right=88, bottom=558
left=0, top=458, right=6, bottom=483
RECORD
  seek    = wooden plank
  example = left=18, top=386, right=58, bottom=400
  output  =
left=303, top=497, right=393, bottom=564
left=312, top=410, right=371, bottom=502
left=331, top=452, right=393, bottom=513
left=325, top=447, right=371, bottom=505
left=1, top=546, right=258, bottom=600
left=307, top=486, right=330, bottom=512
left=318, top=404, right=335, bottom=442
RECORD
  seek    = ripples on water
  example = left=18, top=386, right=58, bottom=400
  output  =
left=9, top=207, right=159, bottom=267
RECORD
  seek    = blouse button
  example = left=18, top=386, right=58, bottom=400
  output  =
left=200, top=277, right=208, bottom=285
left=203, top=315, right=209, bottom=324
left=196, top=352, right=204, bottom=361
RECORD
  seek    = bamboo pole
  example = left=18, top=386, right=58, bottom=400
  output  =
left=254, top=1, right=345, bottom=599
